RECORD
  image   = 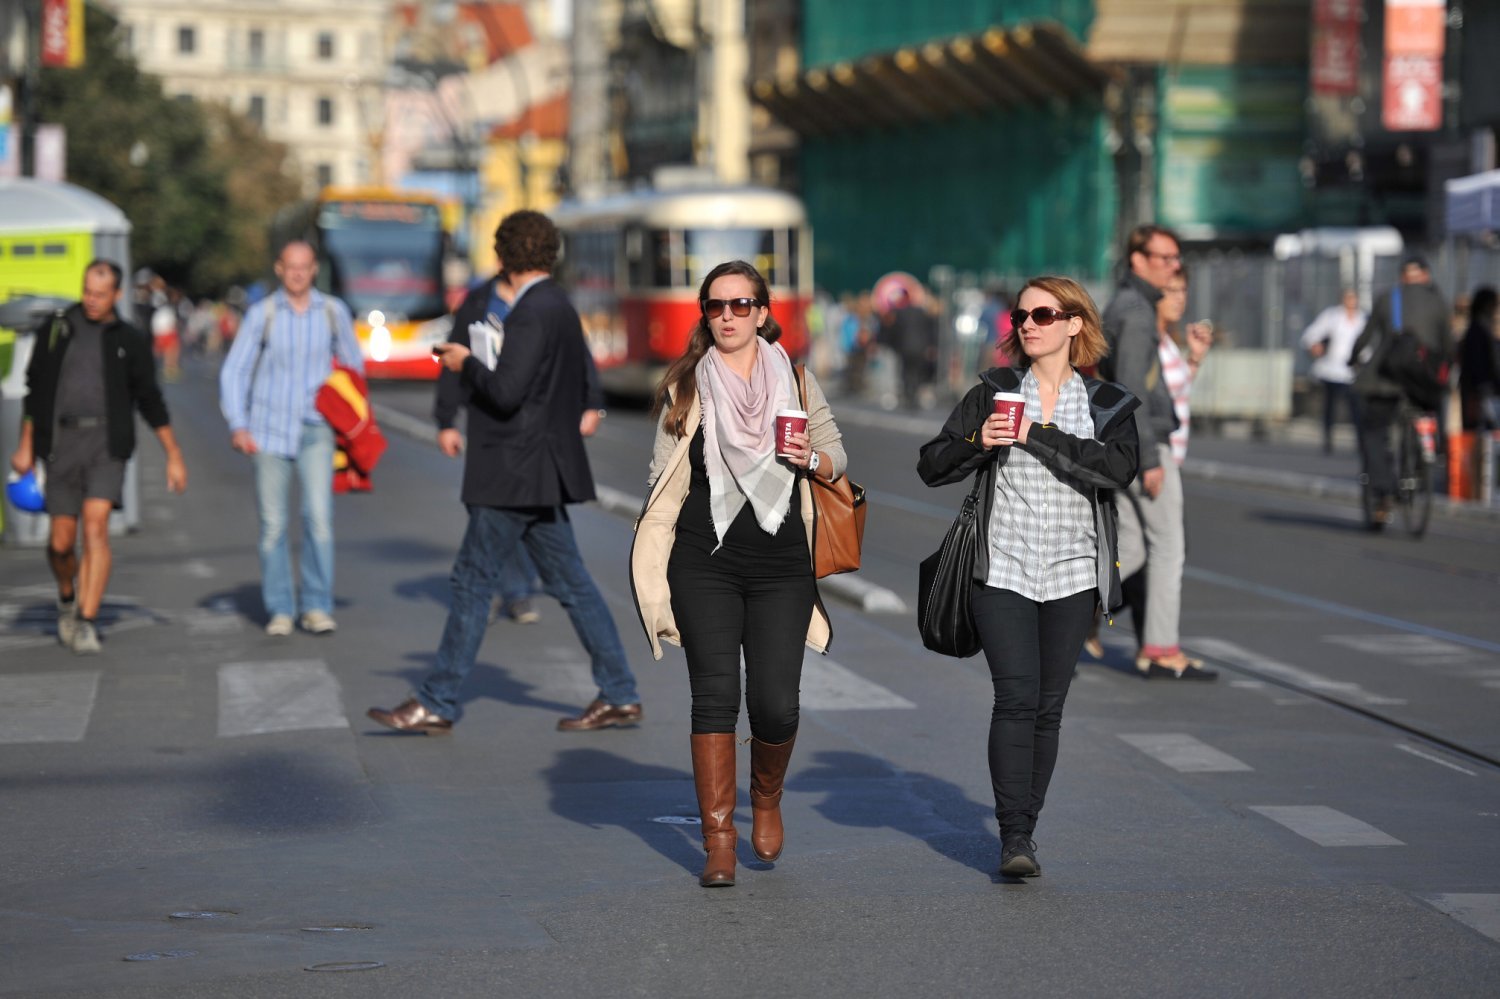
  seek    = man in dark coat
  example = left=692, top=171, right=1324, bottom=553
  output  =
left=368, top=211, right=642, bottom=734
left=9, top=260, right=187, bottom=654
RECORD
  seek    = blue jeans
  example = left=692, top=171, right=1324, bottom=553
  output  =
left=251, top=421, right=336, bottom=618
left=496, top=548, right=538, bottom=604
left=416, top=504, right=640, bottom=720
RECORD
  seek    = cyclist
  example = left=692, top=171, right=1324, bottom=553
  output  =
left=1349, top=254, right=1454, bottom=527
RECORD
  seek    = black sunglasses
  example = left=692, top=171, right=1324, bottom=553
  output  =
left=1010, top=307, right=1077, bottom=328
left=702, top=297, right=762, bottom=318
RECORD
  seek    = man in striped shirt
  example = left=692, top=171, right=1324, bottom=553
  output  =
left=219, top=242, right=363, bottom=636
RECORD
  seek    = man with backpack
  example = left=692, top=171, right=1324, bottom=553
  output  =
left=1349, top=254, right=1454, bottom=526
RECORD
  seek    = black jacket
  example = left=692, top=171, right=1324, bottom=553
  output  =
left=1350, top=280, right=1453, bottom=399
left=917, top=367, right=1140, bottom=611
left=1100, top=271, right=1176, bottom=470
left=449, top=277, right=599, bottom=508
left=24, top=305, right=170, bottom=461
left=434, top=276, right=604, bottom=431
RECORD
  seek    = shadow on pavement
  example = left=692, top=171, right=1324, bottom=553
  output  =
left=394, top=572, right=451, bottom=608
left=382, top=654, right=584, bottom=720
left=796, top=749, right=999, bottom=878
left=543, top=748, right=702, bottom=876
left=1252, top=510, right=1368, bottom=533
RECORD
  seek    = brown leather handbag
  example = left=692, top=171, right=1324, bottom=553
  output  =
left=796, top=366, right=866, bottom=577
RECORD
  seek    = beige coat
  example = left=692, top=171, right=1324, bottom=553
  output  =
left=629, top=368, right=847, bottom=661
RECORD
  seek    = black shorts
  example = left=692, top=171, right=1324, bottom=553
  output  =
left=45, top=427, right=126, bottom=516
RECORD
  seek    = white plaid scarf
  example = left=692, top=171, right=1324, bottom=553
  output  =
left=696, top=339, right=798, bottom=548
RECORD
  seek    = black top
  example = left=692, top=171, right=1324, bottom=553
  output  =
left=54, top=314, right=106, bottom=419
left=675, top=426, right=805, bottom=554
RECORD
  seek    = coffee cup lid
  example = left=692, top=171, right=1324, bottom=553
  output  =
left=776, top=409, right=809, bottom=418
left=993, top=392, right=1025, bottom=401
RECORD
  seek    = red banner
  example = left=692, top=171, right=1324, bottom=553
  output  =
left=1382, top=54, right=1443, bottom=131
left=1385, top=0, right=1446, bottom=58
left=1314, top=0, right=1363, bottom=24
left=40, top=0, right=84, bottom=69
left=1312, top=23, right=1361, bottom=95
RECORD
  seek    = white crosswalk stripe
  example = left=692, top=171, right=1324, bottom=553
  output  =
left=1119, top=733, right=1253, bottom=772
left=217, top=660, right=349, bottom=738
left=1423, top=894, right=1500, bottom=944
left=801, top=654, right=915, bottom=710
left=0, top=672, right=101, bottom=744
left=1250, top=805, right=1404, bottom=847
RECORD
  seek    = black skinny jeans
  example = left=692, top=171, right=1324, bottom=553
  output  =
left=667, top=541, right=815, bottom=744
left=970, top=584, right=1096, bottom=838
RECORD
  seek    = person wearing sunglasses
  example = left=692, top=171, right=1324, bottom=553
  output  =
left=918, top=276, right=1140, bottom=878
left=631, top=259, right=847, bottom=887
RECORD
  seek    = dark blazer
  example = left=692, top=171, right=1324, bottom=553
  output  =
left=453, top=277, right=597, bottom=508
left=24, top=305, right=170, bottom=462
left=1350, top=280, right=1453, bottom=398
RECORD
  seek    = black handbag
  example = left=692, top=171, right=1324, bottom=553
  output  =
left=917, top=469, right=987, bottom=658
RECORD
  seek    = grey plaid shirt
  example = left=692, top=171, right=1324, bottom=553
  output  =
left=985, top=370, right=1098, bottom=601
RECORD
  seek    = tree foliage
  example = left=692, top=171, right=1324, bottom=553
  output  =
left=36, top=4, right=301, bottom=297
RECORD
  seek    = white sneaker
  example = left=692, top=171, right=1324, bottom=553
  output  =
left=299, top=610, right=337, bottom=635
left=265, top=614, right=295, bottom=636
left=57, top=598, right=78, bottom=646
left=70, top=619, right=101, bottom=655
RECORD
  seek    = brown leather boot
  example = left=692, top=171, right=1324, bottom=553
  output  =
left=749, top=733, right=796, bottom=862
left=691, top=733, right=737, bottom=887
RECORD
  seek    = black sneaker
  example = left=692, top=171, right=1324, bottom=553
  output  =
left=999, top=834, right=1040, bottom=878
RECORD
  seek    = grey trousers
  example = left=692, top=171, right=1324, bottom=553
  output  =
left=1114, top=444, right=1185, bottom=656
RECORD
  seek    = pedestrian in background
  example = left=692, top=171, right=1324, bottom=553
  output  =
left=368, top=211, right=642, bottom=736
left=882, top=286, right=937, bottom=409
left=219, top=241, right=363, bottom=636
left=1350, top=254, right=1454, bottom=527
left=918, top=276, right=1139, bottom=878
left=1458, top=287, right=1500, bottom=431
left=1101, top=225, right=1210, bottom=678
left=1300, top=288, right=1367, bottom=455
left=9, top=260, right=188, bottom=654
left=631, top=259, right=847, bottom=888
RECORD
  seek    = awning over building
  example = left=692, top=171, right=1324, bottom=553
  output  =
left=750, top=21, right=1109, bottom=137
left=1086, top=0, right=1310, bottom=66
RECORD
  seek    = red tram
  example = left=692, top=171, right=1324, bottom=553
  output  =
left=553, top=186, right=812, bottom=399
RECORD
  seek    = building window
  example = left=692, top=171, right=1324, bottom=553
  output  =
left=177, top=25, right=196, bottom=55
left=317, top=31, right=335, bottom=60
left=315, top=164, right=334, bottom=188
left=247, top=94, right=265, bottom=126
left=317, top=97, right=335, bottom=126
left=248, top=29, right=265, bottom=67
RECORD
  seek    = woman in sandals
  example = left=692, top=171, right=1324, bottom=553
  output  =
left=918, top=276, right=1139, bottom=878
left=631, top=259, right=847, bottom=887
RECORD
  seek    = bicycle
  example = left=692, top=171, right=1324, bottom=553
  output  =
left=1360, top=401, right=1436, bottom=537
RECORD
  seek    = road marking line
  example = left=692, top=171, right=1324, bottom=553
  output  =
left=801, top=654, right=915, bottom=710
left=1188, top=638, right=1407, bottom=706
left=1119, top=733, right=1253, bottom=772
left=1395, top=743, right=1477, bottom=776
left=1249, top=805, right=1404, bottom=846
left=217, top=660, right=348, bottom=737
left=0, top=672, right=100, bottom=743
left=1424, top=894, right=1500, bottom=943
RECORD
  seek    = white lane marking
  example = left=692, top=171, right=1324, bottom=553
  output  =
left=1424, top=894, right=1500, bottom=943
left=801, top=654, right=915, bottom=710
left=1395, top=743, right=1478, bottom=776
left=1229, top=679, right=1267, bottom=689
left=1250, top=805, right=1404, bottom=847
left=1119, top=733, right=1253, bottom=772
left=1188, top=638, right=1407, bottom=706
left=217, top=660, right=348, bottom=737
left=0, top=672, right=101, bottom=743
left=176, top=609, right=245, bottom=636
left=1324, top=634, right=1478, bottom=665
left=181, top=559, right=217, bottom=579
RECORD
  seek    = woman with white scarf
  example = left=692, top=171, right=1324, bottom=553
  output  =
left=630, top=260, right=847, bottom=887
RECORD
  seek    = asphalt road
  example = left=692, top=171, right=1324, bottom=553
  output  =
left=1, top=363, right=1497, bottom=997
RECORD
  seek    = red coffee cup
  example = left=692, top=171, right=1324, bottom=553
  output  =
left=993, top=392, right=1025, bottom=437
left=775, top=409, right=809, bottom=457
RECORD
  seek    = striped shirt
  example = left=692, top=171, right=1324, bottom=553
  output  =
left=985, top=370, right=1097, bottom=602
left=219, top=290, right=363, bottom=458
left=1159, top=334, right=1193, bottom=464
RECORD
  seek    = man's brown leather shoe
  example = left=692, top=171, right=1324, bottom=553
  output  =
left=556, top=699, right=644, bottom=732
left=367, top=698, right=453, bottom=735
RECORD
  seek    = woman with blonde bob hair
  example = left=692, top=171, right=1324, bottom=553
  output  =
left=918, top=275, right=1139, bottom=878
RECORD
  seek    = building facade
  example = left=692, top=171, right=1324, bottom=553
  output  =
left=103, top=0, right=391, bottom=194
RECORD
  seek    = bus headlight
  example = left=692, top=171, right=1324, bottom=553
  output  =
left=416, top=315, right=453, bottom=345
left=369, top=325, right=392, bottom=362
left=368, top=310, right=386, bottom=328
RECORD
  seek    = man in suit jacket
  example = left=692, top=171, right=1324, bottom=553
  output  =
left=368, top=211, right=643, bottom=734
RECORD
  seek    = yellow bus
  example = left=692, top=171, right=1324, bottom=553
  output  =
left=273, top=187, right=452, bottom=378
